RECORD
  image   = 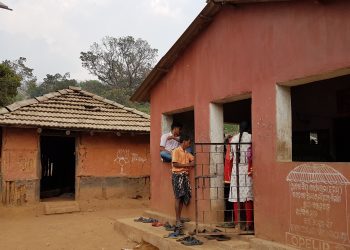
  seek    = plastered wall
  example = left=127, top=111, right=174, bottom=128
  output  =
left=0, top=129, right=151, bottom=204
left=149, top=1, right=350, bottom=248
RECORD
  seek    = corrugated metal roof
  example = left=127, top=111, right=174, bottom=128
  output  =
left=131, top=0, right=293, bottom=102
left=0, top=86, right=150, bottom=133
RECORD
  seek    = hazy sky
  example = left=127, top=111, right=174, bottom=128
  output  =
left=0, top=0, right=206, bottom=81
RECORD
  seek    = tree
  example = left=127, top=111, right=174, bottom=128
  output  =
left=3, top=57, right=37, bottom=100
left=80, top=36, right=158, bottom=91
left=3, top=57, right=37, bottom=87
left=77, top=80, right=149, bottom=113
left=79, top=80, right=111, bottom=96
left=26, top=73, right=78, bottom=97
left=0, top=63, right=21, bottom=107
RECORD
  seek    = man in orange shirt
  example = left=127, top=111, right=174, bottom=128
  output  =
left=171, top=134, right=194, bottom=228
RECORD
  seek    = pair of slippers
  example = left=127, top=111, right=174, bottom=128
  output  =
left=134, top=217, right=158, bottom=223
left=204, top=234, right=231, bottom=241
left=163, top=221, right=184, bottom=231
left=189, top=228, right=222, bottom=235
left=163, top=222, right=176, bottom=231
left=177, top=236, right=203, bottom=246
left=152, top=221, right=164, bottom=227
left=165, top=233, right=203, bottom=246
left=163, top=229, right=185, bottom=239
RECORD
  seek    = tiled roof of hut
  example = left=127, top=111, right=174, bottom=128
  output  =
left=0, top=86, right=150, bottom=133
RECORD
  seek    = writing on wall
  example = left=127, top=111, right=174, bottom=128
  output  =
left=2, top=150, right=37, bottom=178
left=286, top=164, right=350, bottom=250
left=113, top=149, right=148, bottom=174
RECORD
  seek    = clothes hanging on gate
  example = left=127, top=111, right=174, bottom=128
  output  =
left=247, top=145, right=253, bottom=177
left=224, top=143, right=233, bottom=183
left=228, top=132, right=253, bottom=202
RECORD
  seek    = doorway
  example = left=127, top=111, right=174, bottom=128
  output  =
left=40, top=136, right=76, bottom=200
left=195, top=97, right=253, bottom=235
left=223, top=98, right=253, bottom=232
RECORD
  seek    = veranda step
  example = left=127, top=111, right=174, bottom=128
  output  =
left=114, top=217, right=251, bottom=250
left=143, top=210, right=250, bottom=239
left=42, top=201, right=80, bottom=215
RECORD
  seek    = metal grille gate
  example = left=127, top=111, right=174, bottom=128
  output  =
left=194, top=142, right=254, bottom=236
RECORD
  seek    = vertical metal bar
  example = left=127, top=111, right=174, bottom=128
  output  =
left=194, top=144, right=198, bottom=234
left=235, top=143, right=241, bottom=234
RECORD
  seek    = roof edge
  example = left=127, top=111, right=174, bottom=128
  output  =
left=2, top=87, right=150, bottom=120
left=211, top=0, right=291, bottom=3
left=131, top=1, right=222, bottom=102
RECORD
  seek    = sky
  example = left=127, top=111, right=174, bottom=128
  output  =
left=0, top=0, right=206, bottom=81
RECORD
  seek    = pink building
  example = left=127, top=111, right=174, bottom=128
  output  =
left=132, top=1, right=350, bottom=249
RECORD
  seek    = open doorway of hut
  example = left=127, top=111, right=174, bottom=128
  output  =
left=40, top=136, right=75, bottom=200
left=222, top=98, right=253, bottom=230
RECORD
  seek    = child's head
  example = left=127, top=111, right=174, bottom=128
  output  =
left=179, top=134, right=191, bottom=148
left=171, top=122, right=182, bottom=136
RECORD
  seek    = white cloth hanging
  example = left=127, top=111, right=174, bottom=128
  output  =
left=228, top=132, right=253, bottom=202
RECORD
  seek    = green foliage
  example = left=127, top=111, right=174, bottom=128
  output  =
left=132, top=102, right=150, bottom=114
left=26, top=73, right=78, bottom=97
left=0, top=63, right=21, bottom=107
left=3, top=57, right=37, bottom=86
left=78, top=80, right=110, bottom=96
left=79, top=80, right=150, bottom=114
left=224, top=123, right=239, bottom=135
left=3, top=57, right=37, bottom=101
left=1, top=51, right=152, bottom=114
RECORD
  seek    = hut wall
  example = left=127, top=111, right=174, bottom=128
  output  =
left=76, top=133, right=150, bottom=200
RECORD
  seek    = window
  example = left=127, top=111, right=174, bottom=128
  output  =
left=277, top=74, right=350, bottom=162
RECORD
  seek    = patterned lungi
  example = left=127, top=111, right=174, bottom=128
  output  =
left=172, top=172, right=191, bottom=205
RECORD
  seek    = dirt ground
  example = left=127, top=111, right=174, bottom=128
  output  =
left=0, top=198, right=158, bottom=250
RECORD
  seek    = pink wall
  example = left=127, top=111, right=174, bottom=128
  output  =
left=149, top=1, right=350, bottom=247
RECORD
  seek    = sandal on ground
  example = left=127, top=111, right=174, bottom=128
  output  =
left=189, top=228, right=207, bottom=235
left=176, top=236, right=193, bottom=242
left=142, top=218, right=158, bottom=223
left=216, top=235, right=231, bottom=241
left=152, top=221, right=164, bottom=227
left=164, top=222, right=176, bottom=231
left=134, top=216, right=145, bottom=222
left=163, top=230, right=184, bottom=239
left=204, top=235, right=217, bottom=240
left=165, top=225, right=176, bottom=231
left=175, top=221, right=184, bottom=229
left=181, top=237, right=203, bottom=246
